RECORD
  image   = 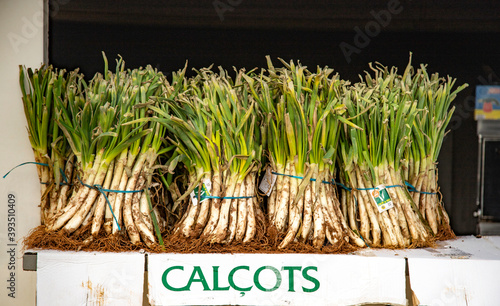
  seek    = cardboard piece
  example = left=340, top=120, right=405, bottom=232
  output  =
left=37, top=250, right=144, bottom=306
left=407, top=236, right=500, bottom=306
left=31, top=236, right=500, bottom=305
left=147, top=253, right=406, bottom=306
left=483, top=236, right=500, bottom=250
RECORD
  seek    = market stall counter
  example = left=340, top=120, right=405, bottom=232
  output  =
left=24, top=236, right=500, bottom=305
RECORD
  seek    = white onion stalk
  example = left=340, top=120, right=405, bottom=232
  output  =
left=90, top=160, right=115, bottom=236
left=241, top=173, right=256, bottom=242
left=200, top=172, right=222, bottom=238
left=112, top=152, right=137, bottom=234
left=104, top=149, right=127, bottom=234
left=54, top=155, right=75, bottom=214
left=122, top=151, right=148, bottom=243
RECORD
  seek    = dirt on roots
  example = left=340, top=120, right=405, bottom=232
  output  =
left=25, top=221, right=358, bottom=254
left=24, top=219, right=455, bottom=254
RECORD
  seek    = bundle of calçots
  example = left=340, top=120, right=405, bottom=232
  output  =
left=18, top=54, right=466, bottom=250
left=404, top=63, right=467, bottom=237
left=19, top=64, right=71, bottom=225
left=339, top=62, right=427, bottom=248
left=337, top=58, right=467, bottom=247
left=245, top=57, right=365, bottom=249
left=20, top=55, right=175, bottom=248
left=149, top=67, right=265, bottom=244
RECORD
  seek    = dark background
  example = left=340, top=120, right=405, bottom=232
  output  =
left=48, top=0, right=500, bottom=235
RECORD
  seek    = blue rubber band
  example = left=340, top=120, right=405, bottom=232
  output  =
left=331, top=179, right=353, bottom=191
left=271, top=172, right=304, bottom=180
left=271, top=171, right=437, bottom=195
left=4, top=162, right=132, bottom=231
left=3, top=161, right=49, bottom=179
left=404, top=181, right=437, bottom=195
left=94, top=184, right=122, bottom=231
left=4, top=161, right=70, bottom=187
left=59, top=168, right=70, bottom=184
left=272, top=171, right=333, bottom=185
left=4, top=161, right=147, bottom=195
left=75, top=175, right=143, bottom=194
left=271, top=171, right=356, bottom=191
left=354, top=187, right=375, bottom=191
